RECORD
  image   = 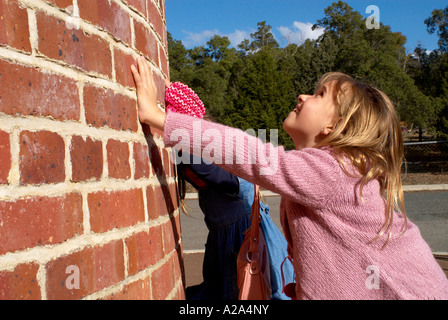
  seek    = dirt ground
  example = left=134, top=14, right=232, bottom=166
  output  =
left=401, top=172, right=448, bottom=185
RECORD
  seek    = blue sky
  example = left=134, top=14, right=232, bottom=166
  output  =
left=165, top=0, right=447, bottom=53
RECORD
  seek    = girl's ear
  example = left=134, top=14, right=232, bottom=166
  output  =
left=321, top=126, right=334, bottom=135
left=322, top=117, right=342, bottom=135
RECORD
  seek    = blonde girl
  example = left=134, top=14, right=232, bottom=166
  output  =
left=131, top=56, right=448, bottom=299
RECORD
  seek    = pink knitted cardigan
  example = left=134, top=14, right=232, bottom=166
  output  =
left=162, top=88, right=448, bottom=300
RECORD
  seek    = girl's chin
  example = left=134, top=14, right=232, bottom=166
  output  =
left=282, top=113, right=295, bottom=130
left=282, top=120, right=295, bottom=141
left=282, top=118, right=290, bottom=132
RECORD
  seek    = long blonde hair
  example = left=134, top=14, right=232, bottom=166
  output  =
left=316, top=72, right=407, bottom=247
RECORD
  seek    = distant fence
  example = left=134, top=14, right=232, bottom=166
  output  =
left=403, top=141, right=448, bottom=174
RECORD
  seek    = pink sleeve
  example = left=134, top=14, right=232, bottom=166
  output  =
left=163, top=111, right=344, bottom=207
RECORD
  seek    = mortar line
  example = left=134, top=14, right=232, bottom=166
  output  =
left=81, top=246, right=182, bottom=300
left=0, top=176, right=177, bottom=201
left=0, top=215, right=173, bottom=272
left=18, top=0, right=166, bottom=75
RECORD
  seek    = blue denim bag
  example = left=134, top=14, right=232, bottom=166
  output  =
left=239, top=179, right=295, bottom=300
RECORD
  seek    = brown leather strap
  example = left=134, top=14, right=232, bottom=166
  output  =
left=248, top=184, right=260, bottom=258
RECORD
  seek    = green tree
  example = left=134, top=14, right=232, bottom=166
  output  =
left=227, top=47, right=295, bottom=148
left=437, top=75, right=448, bottom=139
left=168, top=34, right=240, bottom=121
left=425, top=6, right=448, bottom=52
left=406, top=44, right=444, bottom=97
left=167, top=32, right=194, bottom=83
left=167, top=1, right=444, bottom=144
left=248, top=21, right=279, bottom=52
left=314, top=1, right=435, bottom=139
left=406, top=5, right=448, bottom=139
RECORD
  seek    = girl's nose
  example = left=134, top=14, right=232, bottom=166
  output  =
left=298, top=94, right=308, bottom=103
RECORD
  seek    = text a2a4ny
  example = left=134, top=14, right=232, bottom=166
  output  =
left=221, top=304, right=269, bottom=315
left=179, top=304, right=269, bottom=316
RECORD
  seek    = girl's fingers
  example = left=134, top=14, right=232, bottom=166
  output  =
left=138, top=56, right=156, bottom=88
left=147, top=69, right=156, bottom=92
left=137, top=56, right=147, bottom=82
left=164, top=78, right=172, bottom=88
left=133, top=56, right=157, bottom=98
left=130, top=64, right=141, bottom=85
left=150, top=70, right=156, bottom=89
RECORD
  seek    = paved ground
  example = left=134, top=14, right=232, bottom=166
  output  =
left=181, top=188, right=448, bottom=289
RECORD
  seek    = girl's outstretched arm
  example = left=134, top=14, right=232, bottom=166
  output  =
left=164, top=112, right=343, bottom=207
left=130, top=56, right=166, bottom=131
left=131, top=58, right=342, bottom=206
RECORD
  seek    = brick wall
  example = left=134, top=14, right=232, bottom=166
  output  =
left=0, top=0, right=184, bottom=300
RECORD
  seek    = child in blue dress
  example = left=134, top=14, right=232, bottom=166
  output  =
left=164, top=81, right=293, bottom=300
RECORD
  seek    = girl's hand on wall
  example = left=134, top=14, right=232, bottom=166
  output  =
left=164, top=78, right=172, bottom=88
left=131, top=56, right=166, bottom=131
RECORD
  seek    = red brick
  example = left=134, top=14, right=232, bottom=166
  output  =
left=104, top=276, right=151, bottom=300
left=149, top=143, right=163, bottom=177
left=114, top=48, right=136, bottom=89
left=162, top=25, right=168, bottom=49
left=19, top=131, right=65, bottom=185
left=0, top=1, right=31, bottom=53
left=70, top=136, right=103, bottom=182
left=153, top=70, right=166, bottom=105
left=78, top=0, right=131, bottom=45
left=125, top=226, right=164, bottom=276
left=162, top=214, right=181, bottom=255
left=165, top=183, right=178, bottom=213
left=0, top=263, right=41, bottom=300
left=142, top=122, right=163, bottom=140
left=0, top=193, right=83, bottom=255
left=162, top=220, right=175, bottom=255
left=159, top=0, right=166, bottom=21
left=36, top=10, right=112, bottom=78
left=159, top=45, right=168, bottom=76
left=147, top=0, right=164, bottom=42
left=133, top=142, right=150, bottom=179
left=84, top=84, right=138, bottom=132
left=151, top=254, right=175, bottom=300
left=106, top=139, right=131, bottom=179
left=45, top=241, right=125, bottom=300
left=92, top=240, right=125, bottom=291
left=174, top=284, right=186, bottom=300
left=125, top=0, right=146, bottom=18
left=146, top=185, right=165, bottom=220
left=162, top=147, right=171, bottom=177
left=0, top=130, right=11, bottom=184
left=146, top=183, right=178, bottom=221
left=170, top=182, right=179, bottom=211
left=0, top=59, right=80, bottom=121
left=173, top=246, right=185, bottom=299
left=134, top=20, right=159, bottom=65
left=171, top=155, right=178, bottom=180
left=88, top=188, right=145, bottom=233
left=46, top=0, right=73, bottom=9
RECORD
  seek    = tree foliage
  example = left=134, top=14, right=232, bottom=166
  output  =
left=168, top=2, right=448, bottom=146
